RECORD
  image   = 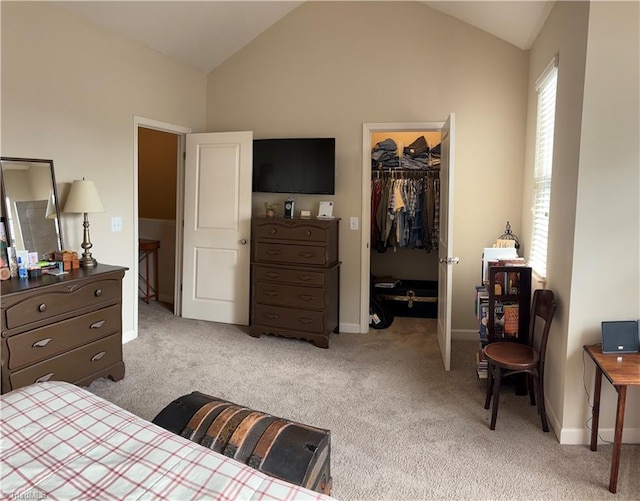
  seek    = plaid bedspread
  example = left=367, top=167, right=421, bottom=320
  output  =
left=0, top=382, right=334, bottom=501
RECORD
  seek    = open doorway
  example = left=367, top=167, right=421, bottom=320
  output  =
left=138, top=127, right=179, bottom=311
left=133, top=117, right=190, bottom=328
left=361, top=118, right=456, bottom=370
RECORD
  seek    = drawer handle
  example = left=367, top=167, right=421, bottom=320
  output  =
left=266, top=250, right=282, bottom=256
left=91, top=351, right=106, bottom=362
left=297, top=275, right=315, bottom=282
left=94, top=289, right=103, bottom=297
left=264, top=313, right=279, bottom=320
left=297, top=317, right=314, bottom=325
left=264, top=272, right=280, bottom=279
left=32, top=338, right=53, bottom=348
left=305, top=230, right=311, bottom=236
left=38, top=303, right=47, bottom=313
left=90, top=320, right=107, bottom=329
left=264, top=291, right=280, bottom=297
left=269, top=229, right=277, bottom=234
left=35, top=373, right=54, bottom=383
left=299, top=295, right=316, bottom=301
left=299, top=252, right=317, bottom=259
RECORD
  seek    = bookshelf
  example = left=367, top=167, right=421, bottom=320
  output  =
left=487, top=265, right=531, bottom=344
left=474, top=264, right=532, bottom=379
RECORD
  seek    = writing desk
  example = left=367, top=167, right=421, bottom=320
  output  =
left=583, top=344, right=640, bottom=493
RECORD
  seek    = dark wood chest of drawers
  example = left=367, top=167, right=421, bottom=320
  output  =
left=1, top=264, right=128, bottom=394
left=250, top=217, right=340, bottom=348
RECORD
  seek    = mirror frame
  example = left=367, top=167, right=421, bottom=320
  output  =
left=1, top=156, right=65, bottom=260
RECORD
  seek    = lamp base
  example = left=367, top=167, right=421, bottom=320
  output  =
left=79, top=255, right=97, bottom=267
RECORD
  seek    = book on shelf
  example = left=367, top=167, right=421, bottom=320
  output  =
left=503, top=304, right=519, bottom=337
left=493, top=302, right=505, bottom=338
left=476, top=349, right=488, bottom=379
left=474, top=285, right=488, bottom=318
left=478, top=303, right=489, bottom=339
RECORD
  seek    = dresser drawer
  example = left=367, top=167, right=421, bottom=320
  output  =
left=9, top=333, right=122, bottom=390
left=6, top=305, right=121, bottom=370
left=255, top=243, right=329, bottom=266
left=4, top=278, right=122, bottom=330
left=253, top=265, right=326, bottom=287
left=255, top=221, right=329, bottom=242
left=253, top=304, right=326, bottom=334
left=254, top=282, right=325, bottom=310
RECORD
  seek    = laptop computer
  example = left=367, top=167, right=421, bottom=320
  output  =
left=601, top=320, right=640, bottom=354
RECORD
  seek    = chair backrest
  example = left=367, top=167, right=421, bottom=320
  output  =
left=529, top=289, right=557, bottom=367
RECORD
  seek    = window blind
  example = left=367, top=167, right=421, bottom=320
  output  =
left=529, top=57, right=558, bottom=278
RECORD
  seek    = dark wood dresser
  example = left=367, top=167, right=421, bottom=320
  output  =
left=1, top=264, right=128, bottom=394
left=250, top=217, right=340, bottom=348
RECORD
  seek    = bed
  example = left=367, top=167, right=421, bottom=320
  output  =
left=0, top=381, right=334, bottom=500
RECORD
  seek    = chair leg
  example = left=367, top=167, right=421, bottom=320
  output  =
left=527, top=373, right=536, bottom=406
left=490, top=367, right=502, bottom=430
left=536, top=374, right=549, bottom=432
left=484, top=362, right=493, bottom=410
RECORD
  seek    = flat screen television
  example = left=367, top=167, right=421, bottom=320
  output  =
left=252, top=138, right=335, bottom=195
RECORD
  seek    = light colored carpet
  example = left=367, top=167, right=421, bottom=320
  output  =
left=89, top=300, right=638, bottom=500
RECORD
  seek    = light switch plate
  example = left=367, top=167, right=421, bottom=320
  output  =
left=350, top=217, right=358, bottom=230
left=111, top=217, right=122, bottom=232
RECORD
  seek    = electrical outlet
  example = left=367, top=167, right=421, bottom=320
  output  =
left=350, top=217, right=358, bottom=230
left=111, top=217, right=122, bottom=232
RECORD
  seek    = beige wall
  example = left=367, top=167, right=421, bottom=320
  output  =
left=206, top=1, right=529, bottom=332
left=1, top=2, right=207, bottom=340
left=567, top=1, right=639, bottom=442
left=524, top=1, right=639, bottom=443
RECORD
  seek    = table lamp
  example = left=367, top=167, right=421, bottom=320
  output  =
left=63, top=178, right=105, bottom=267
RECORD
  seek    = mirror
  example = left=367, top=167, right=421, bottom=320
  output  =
left=1, top=157, right=64, bottom=263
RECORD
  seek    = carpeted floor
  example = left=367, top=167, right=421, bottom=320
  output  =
left=89, top=300, right=638, bottom=500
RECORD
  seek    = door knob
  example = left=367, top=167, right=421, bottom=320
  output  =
left=240, top=239, right=248, bottom=245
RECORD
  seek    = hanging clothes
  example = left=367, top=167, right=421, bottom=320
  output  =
left=370, top=173, right=439, bottom=252
left=371, top=135, right=441, bottom=252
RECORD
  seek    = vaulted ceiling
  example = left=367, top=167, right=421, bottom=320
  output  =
left=57, top=1, right=554, bottom=73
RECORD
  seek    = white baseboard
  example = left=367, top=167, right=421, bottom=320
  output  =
left=453, top=329, right=478, bottom=341
left=340, top=322, right=361, bottom=333
left=122, top=329, right=137, bottom=344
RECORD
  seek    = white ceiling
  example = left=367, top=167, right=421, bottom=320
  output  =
left=57, top=1, right=554, bottom=74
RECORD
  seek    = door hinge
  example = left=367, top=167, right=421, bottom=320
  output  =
left=183, top=151, right=186, bottom=161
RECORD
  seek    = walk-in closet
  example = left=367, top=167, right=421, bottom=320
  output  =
left=369, top=130, right=442, bottom=328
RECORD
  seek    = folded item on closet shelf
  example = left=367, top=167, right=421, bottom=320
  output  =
left=372, top=138, right=398, bottom=152
left=431, top=143, right=441, bottom=157
left=401, top=155, right=431, bottom=170
left=403, top=136, right=429, bottom=157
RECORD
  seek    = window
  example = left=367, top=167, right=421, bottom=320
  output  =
left=529, top=56, right=558, bottom=278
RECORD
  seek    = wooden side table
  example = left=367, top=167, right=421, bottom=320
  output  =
left=583, top=344, right=640, bottom=493
left=139, top=239, right=160, bottom=303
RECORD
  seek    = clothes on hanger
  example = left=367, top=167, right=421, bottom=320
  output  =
left=371, top=173, right=439, bottom=252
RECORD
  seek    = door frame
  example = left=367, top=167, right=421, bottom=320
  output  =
left=360, top=121, right=445, bottom=333
left=133, top=116, right=191, bottom=326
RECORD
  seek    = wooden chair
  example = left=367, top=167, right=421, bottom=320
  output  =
left=483, top=289, right=557, bottom=431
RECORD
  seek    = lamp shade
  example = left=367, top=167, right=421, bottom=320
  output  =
left=63, top=179, right=105, bottom=213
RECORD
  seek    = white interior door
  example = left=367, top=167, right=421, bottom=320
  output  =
left=182, top=131, right=253, bottom=324
left=437, top=114, right=457, bottom=371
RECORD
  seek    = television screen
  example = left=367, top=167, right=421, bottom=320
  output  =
left=252, top=138, right=335, bottom=195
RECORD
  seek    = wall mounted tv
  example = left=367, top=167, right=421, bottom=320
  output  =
left=252, top=138, right=335, bottom=195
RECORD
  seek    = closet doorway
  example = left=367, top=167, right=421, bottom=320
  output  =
left=361, top=118, right=456, bottom=370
